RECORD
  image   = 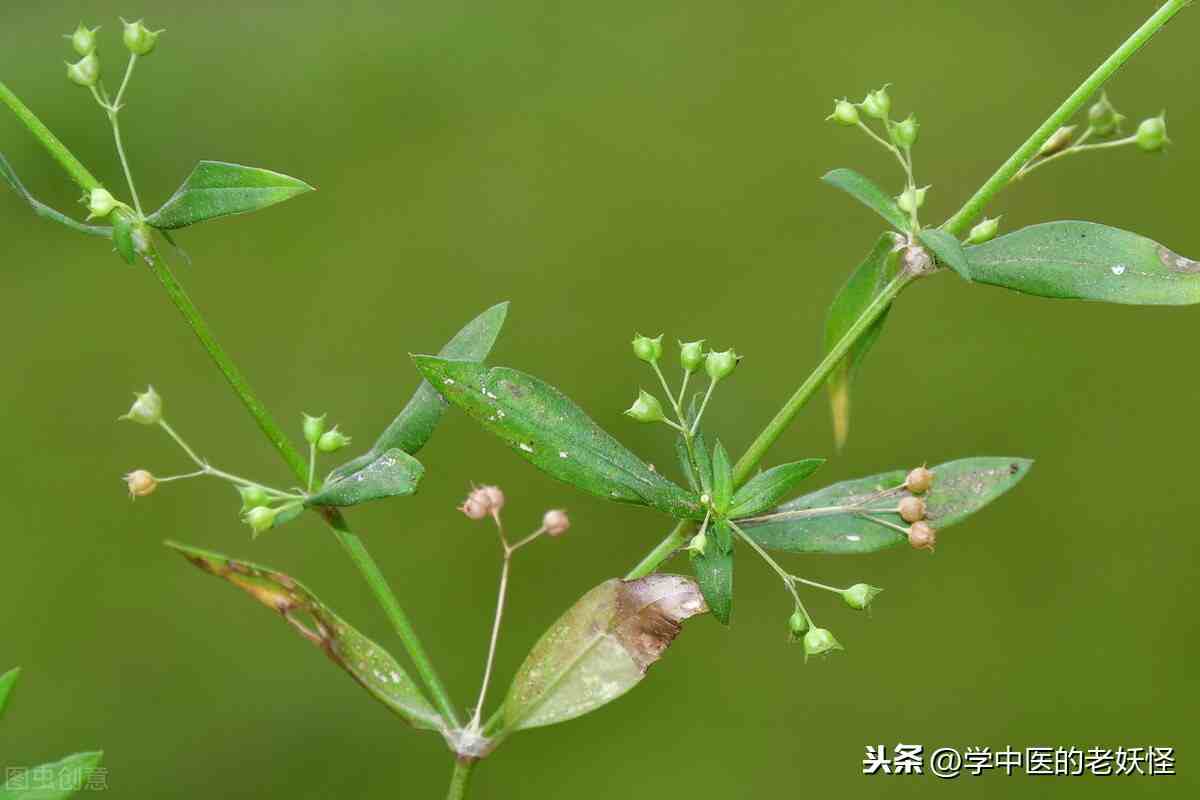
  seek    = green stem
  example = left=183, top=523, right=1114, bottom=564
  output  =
left=624, top=519, right=693, bottom=580
left=0, top=81, right=101, bottom=191
left=1014, top=133, right=1136, bottom=180
left=107, top=111, right=142, bottom=214
left=445, top=758, right=477, bottom=800
left=942, top=0, right=1190, bottom=236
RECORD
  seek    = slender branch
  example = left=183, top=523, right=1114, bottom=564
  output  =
left=0, top=81, right=101, bottom=191
left=107, top=111, right=142, bottom=214
left=942, top=0, right=1190, bottom=236
left=445, top=758, right=477, bottom=800
left=624, top=519, right=693, bottom=580
left=471, top=551, right=510, bottom=727
left=1014, top=134, right=1136, bottom=180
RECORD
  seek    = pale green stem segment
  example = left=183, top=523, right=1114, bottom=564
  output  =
left=942, top=0, right=1191, bottom=237
left=445, top=759, right=476, bottom=800
left=1014, top=133, right=1137, bottom=180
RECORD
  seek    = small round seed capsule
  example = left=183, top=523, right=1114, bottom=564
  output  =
left=787, top=609, right=810, bottom=640
left=827, top=99, right=859, bottom=127
left=905, top=466, right=934, bottom=494
left=1136, top=115, right=1169, bottom=153
left=542, top=509, right=570, bottom=537
left=631, top=334, right=664, bottom=364
left=892, top=114, right=920, bottom=149
left=898, top=496, right=926, bottom=523
left=859, top=87, right=891, bottom=120
left=624, top=390, right=667, bottom=423
left=124, top=469, right=157, bottom=498
left=679, top=340, right=705, bottom=373
left=908, top=520, right=936, bottom=551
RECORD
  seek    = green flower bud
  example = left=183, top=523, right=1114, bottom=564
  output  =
left=1038, top=125, right=1076, bottom=157
left=1136, top=114, right=1169, bottom=153
left=122, top=18, right=163, bottom=56
left=704, top=349, right=739, bottom=382
left=967, top=216, right=1001, bottom=245
left=85, top=188, right=118, bottom=220
left=1087, top=92, right=1123, bottom=138
left=827, top=99, right=859, bottom=127
left=787, top=609, right=810, bottom=641
left=896, top=185, right=929, bottom=215
left=317, top=426, right=352, bottom=453
left=685, top=528, right=708, bottom=555
left=302, top=413, right=327, bottom=445
left=244, top=505, right=279, bottom=537
left=802, top=626, right=843, bottom=660
left=859, top=86, right=891, bottom=120
left=631, top=333, right=664, bottom=364
left=237, top=485, right=271, bottom=513
left=624, top=390, right=667, bottom=424
left=891, top=114, right=920, bottom=149
left=67, top=24, right=100, bottom=56
left=679, top=340, right=705, bottom=373
left=120, top=386, right=162, bottom=426
left=66, top=52, right=100, bottom=87
left=842, top=583, right=883, bottom=611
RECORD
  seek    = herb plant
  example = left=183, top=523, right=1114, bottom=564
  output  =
left=1, top=4, right=1196, bottom=798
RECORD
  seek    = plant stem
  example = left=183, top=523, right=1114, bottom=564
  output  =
left=0, top=81, right=101, bottom=191
left=107, top=111, right=142, bottom=214
left=942, top=0, right=1190, bottom=237
left=624, top=519, right=692, bottom=580
left=472, top=549, right=510, bottom=727
left=445, top=758, right=476, bottom=800
left=1014, top=134, right=1136, bottom=180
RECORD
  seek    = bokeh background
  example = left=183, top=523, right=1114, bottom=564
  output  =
left=2, top=2, right=1197, bottom=797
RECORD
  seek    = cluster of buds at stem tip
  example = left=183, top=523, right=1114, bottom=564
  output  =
left=459, top=485, right=506, bottom=523
left=121, top=18, right=165, bottom=56
left=124, top=469, right=157, bottom=499
left=119, top=386, right=162, bottom=426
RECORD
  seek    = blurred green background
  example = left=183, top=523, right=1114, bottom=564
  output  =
left=2, top=1, right=1197, bottom=797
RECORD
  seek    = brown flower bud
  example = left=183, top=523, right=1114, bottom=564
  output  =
left=908, top=520, right=936, bottom=551
left=905, top=466, right=934, bottom=494
left=459, top=485, right=505, bottom=522
left=898, top=496, right=926, bottom=523
left=542, top=509, right=570, bottom=537
left=124, top=469, right=157, bottom=498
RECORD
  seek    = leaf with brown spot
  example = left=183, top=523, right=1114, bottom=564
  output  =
left=165, top=541, right=444, bottom=733
left=501, top=575, right=707, bottom=732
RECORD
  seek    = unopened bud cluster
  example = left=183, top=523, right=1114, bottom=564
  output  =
left=903, top=466, right=937, bottom=551
left=626, top=333, right=740, bottom=434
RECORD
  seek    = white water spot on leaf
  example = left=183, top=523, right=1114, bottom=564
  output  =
left=846, top=534, right=862, bottom=542
left=559, top=451, right=569, bottom=459
left=443, top=378, right=456, bottom=385
left=519, top=442, right=534, bottom=453
left=1111, top=264, right=1126, bottom=276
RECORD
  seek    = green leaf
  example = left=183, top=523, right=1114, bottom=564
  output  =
left=144, top=161, right=314, bottom=230
left=413, top=357, right=703, bottom=519
left=711, top=442, right=733, bottom=515
left=692, top=540, right=733, bottom=625
left=824, top=234, right=900, bottom=449
left=918, top=227, right=972, bottom=281
left=822, top=168, right=910, bottom=232
left=0, top=667, right=19, bottom=719
left=741, top=457, right=1033, bottom=554
left=966, top=221, right=1200, bottom=305
left=0, top=751, right=103, bottom=799
left=110, top=212, right=136, bottom=265
left=501, top=574, right=707, bottom=732
left=165, top=541, right=444, bottom=732
left=327, top=303, right=509, bottom=482
left=0, top=153, right=110, bottom=238
left=729, top=458, right=825, bottom=518
left=306, top=448, right=424, bottom=508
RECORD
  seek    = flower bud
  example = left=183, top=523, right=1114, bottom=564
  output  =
left=66, top=52, right=99, bottom=88
left=898, top=496, right=926, bottom=523
left=1135, top=114, right=1169, bottom=153
left=542, top=509, right=570, bottom=537
left=908, top=520, right=936, bottom=551
left=827, top=99, right=859, bottom=127
left=905, top=466, right=934, bottom=494
left=317, top=426, right=351, bottom=453
left=967, top=216, right=1001, bottom=245
left=124, top=469, right=157, bottom=498
left=679, top=340, right=705, bottom=373
left=459, top=493, right=488, bottom=520
left=480, top=485, right=505, bottom=517
left=802, top=626, right=843, bottom=660
left=67, top=24, right=100, bottom=56
left=122, top=18, right=163, bottom=56
left=896, top=185, right=929, bottom=215
left=859, top=87, right=891, bottom=120
left=86, top=188, right=118, bottom=220
left=120, top=386, right=163, bottom=426
left=624, top=390, right=667, bottom=423
left=704, top=349, right=739, bottom=382
left=841, top=583, right=882, bottom=610
left=459, top=485, right=504, bottom=522
left=787, top=608, right=810, bottom=641
left=685, top=528, right=708, bottom=555
left=631, top=334, right=663, bottom=364
left=1087, top=92, right=1123, bottom=137
left=302, top=413, right=327, bottom=446
left=892, top=114, right=920, bottom=148
left=900, top=244, right=934, bottom=276
left=1038, top=125, right=1076, bottom=157
left=244, top=505, right=280, bottom=536
left=237, top=485, right=271, bottom=512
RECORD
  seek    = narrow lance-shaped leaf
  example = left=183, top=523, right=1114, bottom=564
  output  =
left=145, top=161, right=314, bottom=230
left=1, top=751, right=104, bottom=799
left=824, top=234, right=901, bottom=449
left=692, top=527, right=733, bottom=626
left=740, top=457, right=1033, bottom=554
left=327, top=302, right=508, bottom=483
left=966, top=221, right=1200, bottom=305
left=729, top=458, right=825, bottom=518
left=711, top=442, right=733, bottom=515
left=165, top=541, right=444, bottom=732
left=413, top=357, right=703, bottom=520
left=918, top=227, right=972, bottom=281
left=306, top=448, right=424, bottom=508
left=501, top=575, right=707, bottom=732
left=0, top=667, right=19, bottom=719
left=822, top=168, right=910, bottom=232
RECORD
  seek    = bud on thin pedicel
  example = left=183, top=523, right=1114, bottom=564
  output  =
left=317, top=426, right=351, bottom=453
left=859, top=86, right=891, bottom=120
left=66, top=52, right=100, bottom=87
left=704, top=349, right=739, bottom=382
left=238, top=485, right=270, bottom=512
left=896, top=185, right=929, bottom=215
left=787, top=608, right=810, bottom=641
left=892, top=114, right=920, bottom=149
left=1136, top=114, right=1169, bottom=153
left=625, top=390, right=667, bottom=423
left=967, top=216, right=1001, bottom=245
left=122, top=18, right=164, bottom=56
left=86, top=188, right=118, bottom=220
left=842, top=583, right=882, bottom=610
left=120, top=386, right=162, bottom=425
left=898, top=495, right=926, bottom=523
left=685, top=528, right=708, bottom=555
left=802, top=626, right=843, bottom=660
left=542, top=509, right=570, bottom=537
left=679, top=340, right=705, bottom=373
left=905, top=466, right=934, bottom=494
left=124, top=469, right=157, bottom=498
left=1087, top=92, right=1123, bottom=137
left=827, top=99, right=859, bottom=127
left=631, top=334, right=663, bottom=364
left=480, top=485, right=505, bottom=518
left=68, top=24, right=100, bottom=56
left=908, top=520, right=936, bottom=551
left=244, top=505, right=279, bottom=536
left=1038, top=125, right=1076, bottom=157
left=302, top=413, right=327, bottom=446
